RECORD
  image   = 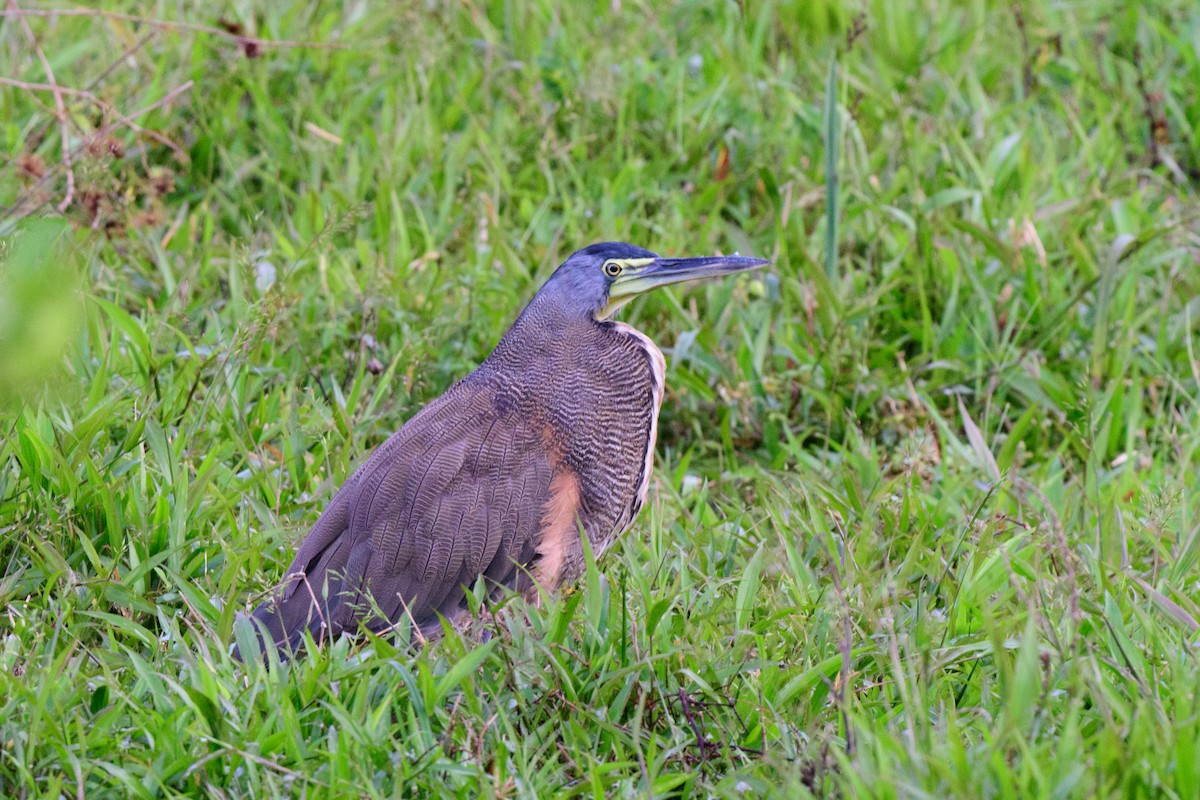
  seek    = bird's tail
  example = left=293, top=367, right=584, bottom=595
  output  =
left=231, top=585, right=325, bottom=662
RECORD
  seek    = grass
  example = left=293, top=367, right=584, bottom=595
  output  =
left=1, top=0, right=1199, bottom=796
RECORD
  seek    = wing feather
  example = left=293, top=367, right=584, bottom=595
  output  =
left=243, top=378, right=557, bottom=656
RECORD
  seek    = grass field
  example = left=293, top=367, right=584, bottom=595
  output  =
left=2, top=1, right=1199, bottom=796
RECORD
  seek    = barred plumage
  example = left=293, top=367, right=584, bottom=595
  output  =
left=237, top=242, right=766, bottom=659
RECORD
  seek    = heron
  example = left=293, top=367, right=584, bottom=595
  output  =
left=238, top=242, right=768, bottom=658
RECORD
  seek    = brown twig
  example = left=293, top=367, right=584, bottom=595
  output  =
left=673, top=689, right=764, bottom=764
left=0, top=76, right=188, bottom=160
left=185, top=743, right=322, bottom=785
left=677, top=689, right=716, bottom=757
left=3, top=29, right=154, bottom=205
left=85, top=31, right=155, bottom=88
left=844, top=11, right=868, bottom=54
left=827, top=514, right=856, bottom=757
left=9, top=0, right=74, bottom=210
left=1133, top=44, right=1170, bottom=169
left=0, top=6, right=348, bottom=50
left=1012, top=3, right=1034, bottom=97
left=2, top=80, right=193, bottom=221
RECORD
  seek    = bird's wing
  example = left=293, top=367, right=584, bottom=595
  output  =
left=246, top=377, right=557, bottom=654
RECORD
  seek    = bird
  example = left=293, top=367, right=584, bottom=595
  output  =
left=237, top=242, right=768, bottom=658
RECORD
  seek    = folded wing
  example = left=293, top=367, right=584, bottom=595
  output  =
left=243, top=378, right=555, bottom=656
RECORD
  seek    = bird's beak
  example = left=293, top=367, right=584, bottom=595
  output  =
left=601, top=254, right=770, bottom=318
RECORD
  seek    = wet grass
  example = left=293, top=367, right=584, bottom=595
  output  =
left=2, top=0, right=1199, bottom=796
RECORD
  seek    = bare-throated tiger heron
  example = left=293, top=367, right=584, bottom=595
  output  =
left=238, top=242, right=768, bottom=658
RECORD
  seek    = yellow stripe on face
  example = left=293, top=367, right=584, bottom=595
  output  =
left=597, top=258, right=657, bottom=318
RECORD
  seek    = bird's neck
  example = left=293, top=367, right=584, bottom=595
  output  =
left=486, top=293, right=605, bottom=370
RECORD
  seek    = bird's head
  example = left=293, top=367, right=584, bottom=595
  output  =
left=540, top=241, right=770, bottom=320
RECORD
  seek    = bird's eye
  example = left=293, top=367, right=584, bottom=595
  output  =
left=603, top=261, right=622, bottom=277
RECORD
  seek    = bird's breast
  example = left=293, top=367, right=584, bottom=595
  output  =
left=603, top=320, right=665, bottom=516
left=492, top=317, right=665, bottom=572
left=538, top=320, right=664, bottom=554
left=446, top=315, right=669, bottom=595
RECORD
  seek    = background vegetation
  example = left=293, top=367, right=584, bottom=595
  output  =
left=2, top=0, right=1199, bottom=796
